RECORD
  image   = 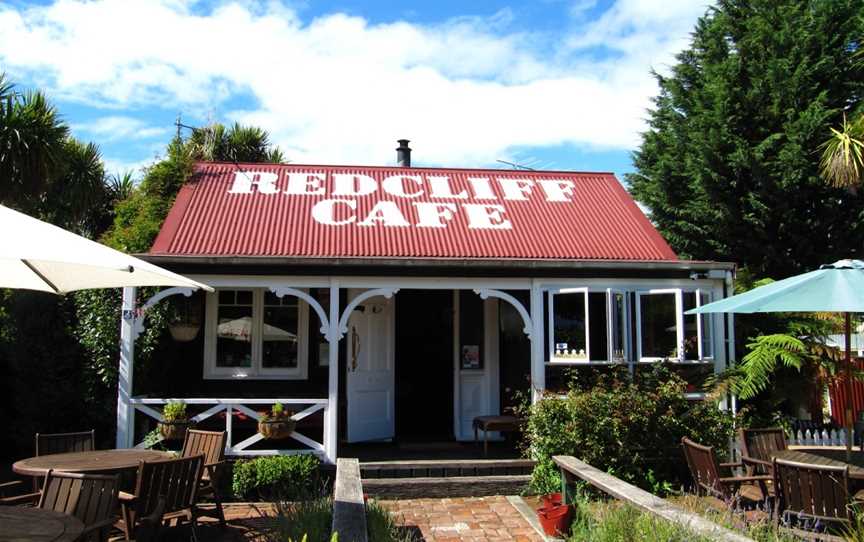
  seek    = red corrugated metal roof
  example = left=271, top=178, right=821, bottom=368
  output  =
left=150, top=162, right=678, bottom=261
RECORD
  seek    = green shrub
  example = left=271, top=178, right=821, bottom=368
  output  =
left=232, top=454, right=320, bottom=500
left=525, top=364, right=737, bottom=495
left=267, top=498, right=414, bottom=542
left=568, top=500, right=713, bottom=542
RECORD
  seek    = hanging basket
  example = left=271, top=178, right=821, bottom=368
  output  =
left=258, top=418, right=296, bottom=440
left=158, top=420, right=190, bottom=440
left=169, top=323, right=200, bottom=342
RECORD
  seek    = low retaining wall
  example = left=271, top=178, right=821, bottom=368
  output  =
left=332, top=458, right=368, bottom=542
left=553, top=455, right=754, bottom=542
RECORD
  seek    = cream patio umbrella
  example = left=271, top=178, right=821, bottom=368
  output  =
left=688, top=259, right=864, bottom=458
left=0, top=204, right=212, bottom=293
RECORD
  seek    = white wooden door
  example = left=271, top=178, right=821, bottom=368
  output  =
left=346, top=297, right=395, bottom=443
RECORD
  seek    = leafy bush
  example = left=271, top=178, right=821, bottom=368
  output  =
left=232, top=454, right=320, bottom=500
left=524, top=364, right=737, bottom=495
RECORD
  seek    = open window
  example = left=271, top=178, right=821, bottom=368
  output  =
left=548, top=288, right=625, bottom=364
left=636, top=289, right=714, bottom=362
left=204, top=288, right=309, bottom=379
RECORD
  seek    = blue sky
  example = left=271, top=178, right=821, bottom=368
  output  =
left=0, top=0, right=712, bottom=179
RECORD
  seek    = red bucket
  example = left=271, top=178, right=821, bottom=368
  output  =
left=537, top=503, right=572, bottom=537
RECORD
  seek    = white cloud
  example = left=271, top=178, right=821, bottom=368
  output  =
left=0, top=0, right=712, bottom=166
left=72, top=116, right=170, bottom=142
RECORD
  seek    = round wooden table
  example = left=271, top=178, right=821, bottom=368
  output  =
left=12, top=449, right=174, bottom=477
left=0, top=506, right=84, bottom=542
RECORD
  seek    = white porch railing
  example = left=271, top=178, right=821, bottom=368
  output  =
left=129, top=398, right=329, bottom=458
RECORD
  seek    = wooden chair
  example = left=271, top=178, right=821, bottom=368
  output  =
left=36, top=429, right=96, bottom=455
left=739, top=427, right=787, bottom=476
left=131, top=497, right=165, bottom=542
left=681, top=437, right=771, bottom=505
left=772, top=458, right=853, bottom=538
left=116, top=454, right=205, bottom=541
left=38, top=469, right=119, bottom=542
left=181, top=429, right=227, bottom=527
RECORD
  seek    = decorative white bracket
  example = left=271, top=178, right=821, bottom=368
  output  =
left=269, top=287, right=333, bottom=341
left=337, top=287, right=400, bottom=339
left=474, top=288, right=533, bottom=339
left=132, top=287, right=194, bottom=340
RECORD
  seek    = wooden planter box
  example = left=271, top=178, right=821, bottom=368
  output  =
left=258, top=418, right=296, bottom=440
left=158, top=420, right=190, bottom=441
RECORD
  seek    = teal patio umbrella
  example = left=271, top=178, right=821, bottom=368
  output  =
left=687, top=259, right=864, bottom=458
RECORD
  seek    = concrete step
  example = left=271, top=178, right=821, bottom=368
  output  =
left=360, top=458, right=535, bottom=479
left=362, top=474, right=532, bottom=499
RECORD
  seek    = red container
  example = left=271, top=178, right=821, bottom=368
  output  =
left=541, top=492, right=563, bottom=507
left=537, top=503, right=572, bottom=537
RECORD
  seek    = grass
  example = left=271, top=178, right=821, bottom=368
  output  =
left=267, top=497, right=417, bottom=542
left=566, top=495, right=806, bottom=542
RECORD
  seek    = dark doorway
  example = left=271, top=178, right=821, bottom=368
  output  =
left=395, top=290, right=454, bottom=440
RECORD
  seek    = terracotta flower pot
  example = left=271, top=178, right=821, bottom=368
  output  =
left=258, top=418, right=296, bottom=439
left=537, top=503, right=572, bottom=537
left=158, top=420, right=189, bottom=441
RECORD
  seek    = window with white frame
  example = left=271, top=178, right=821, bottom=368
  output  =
left=636, top=289, right=713, bottom=362
left=548, top=289, right=628, bottom=364
left=205, top=288, right=309, bottom=379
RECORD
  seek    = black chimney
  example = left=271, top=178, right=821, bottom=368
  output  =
left=396, top=139, right=411, bottom=167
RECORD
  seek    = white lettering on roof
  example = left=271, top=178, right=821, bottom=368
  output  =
left=229, top=171, right=279, bottom=194
left=228, top=170, right=578, bottom=231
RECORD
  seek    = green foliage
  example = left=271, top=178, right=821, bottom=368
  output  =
left=162, top=400, right=187, bottom=422
left=628, top=0, right=864, bottom=278
left=270, top=498, right=333, bottom=542
left=568, top=500, right=713, bottom=542
left=524, top=365, right=737, bottom=494
left=232, top=454, right=320, bottom=501
left=262, top=402, right=292, bottom=422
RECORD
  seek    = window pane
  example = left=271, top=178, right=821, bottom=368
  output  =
left=610, top=292, right=626, bottom=362
left=262, top=296, right=299, bottom=369
left=588, top=293, right=608, bottom=361
left=700, top=292, right=713, bottom=359
left=683, top=292, right=699, bottom=360
left=552, top=292, right=587, bottom=360
left=216, top=290, right=253, bottom=368
left=640, top=293, right=677, bottom=359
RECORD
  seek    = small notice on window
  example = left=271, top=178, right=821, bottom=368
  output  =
left=461, top=345, right=480, bottom=370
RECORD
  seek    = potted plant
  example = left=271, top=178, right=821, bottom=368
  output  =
left=158, top=400, right=190, bottom=440
left=168, top=294, right=202, bottom=342
left=258, top=402, right=295, bottom=439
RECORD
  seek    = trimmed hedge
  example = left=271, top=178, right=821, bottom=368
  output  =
left=232, top=454, right=321, bottom=500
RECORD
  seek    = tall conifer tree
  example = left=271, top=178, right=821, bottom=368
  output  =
left=629, top=0, right=864, bottom=278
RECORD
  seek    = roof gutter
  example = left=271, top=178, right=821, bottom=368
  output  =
left=139, top=254, right=736, bottom=273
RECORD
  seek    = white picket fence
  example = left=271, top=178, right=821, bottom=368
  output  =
left=788, top=428, right=849, bottom=447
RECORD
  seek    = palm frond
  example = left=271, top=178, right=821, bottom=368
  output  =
left=820, top=114, right=864, bottom=188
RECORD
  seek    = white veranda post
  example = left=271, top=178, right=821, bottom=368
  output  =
left=117, top=286, right=137, bottom=449
left=529, top=280, right=545, bottom=402
left=326, top=280, right=340, bottom=463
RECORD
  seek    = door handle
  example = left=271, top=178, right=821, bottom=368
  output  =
left=351, top=327, right=360, bottom=372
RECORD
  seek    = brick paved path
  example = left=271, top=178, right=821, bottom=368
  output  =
left=380, top=496, right=544, bottom=542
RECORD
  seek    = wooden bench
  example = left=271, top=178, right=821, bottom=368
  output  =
left=473, top=415, right=521, bottom=457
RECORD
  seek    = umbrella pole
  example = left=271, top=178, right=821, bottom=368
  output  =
left=846, top=312, right=853, bottom=461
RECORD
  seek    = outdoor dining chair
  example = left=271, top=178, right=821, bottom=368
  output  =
left=116, top=453, right=205, bottom=541
left=131, top=497, right=165, bottom=542
left=38, top=469, right=120, bottom=542
left=181, top=429, right=227, bottom=527
left=739, top=427, right=787, bottom=476
left=772, top=458, right=853, bottom=537
left=681, top=437, right=772, bottom=506
left=35, top=429, right=96, bottom=456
